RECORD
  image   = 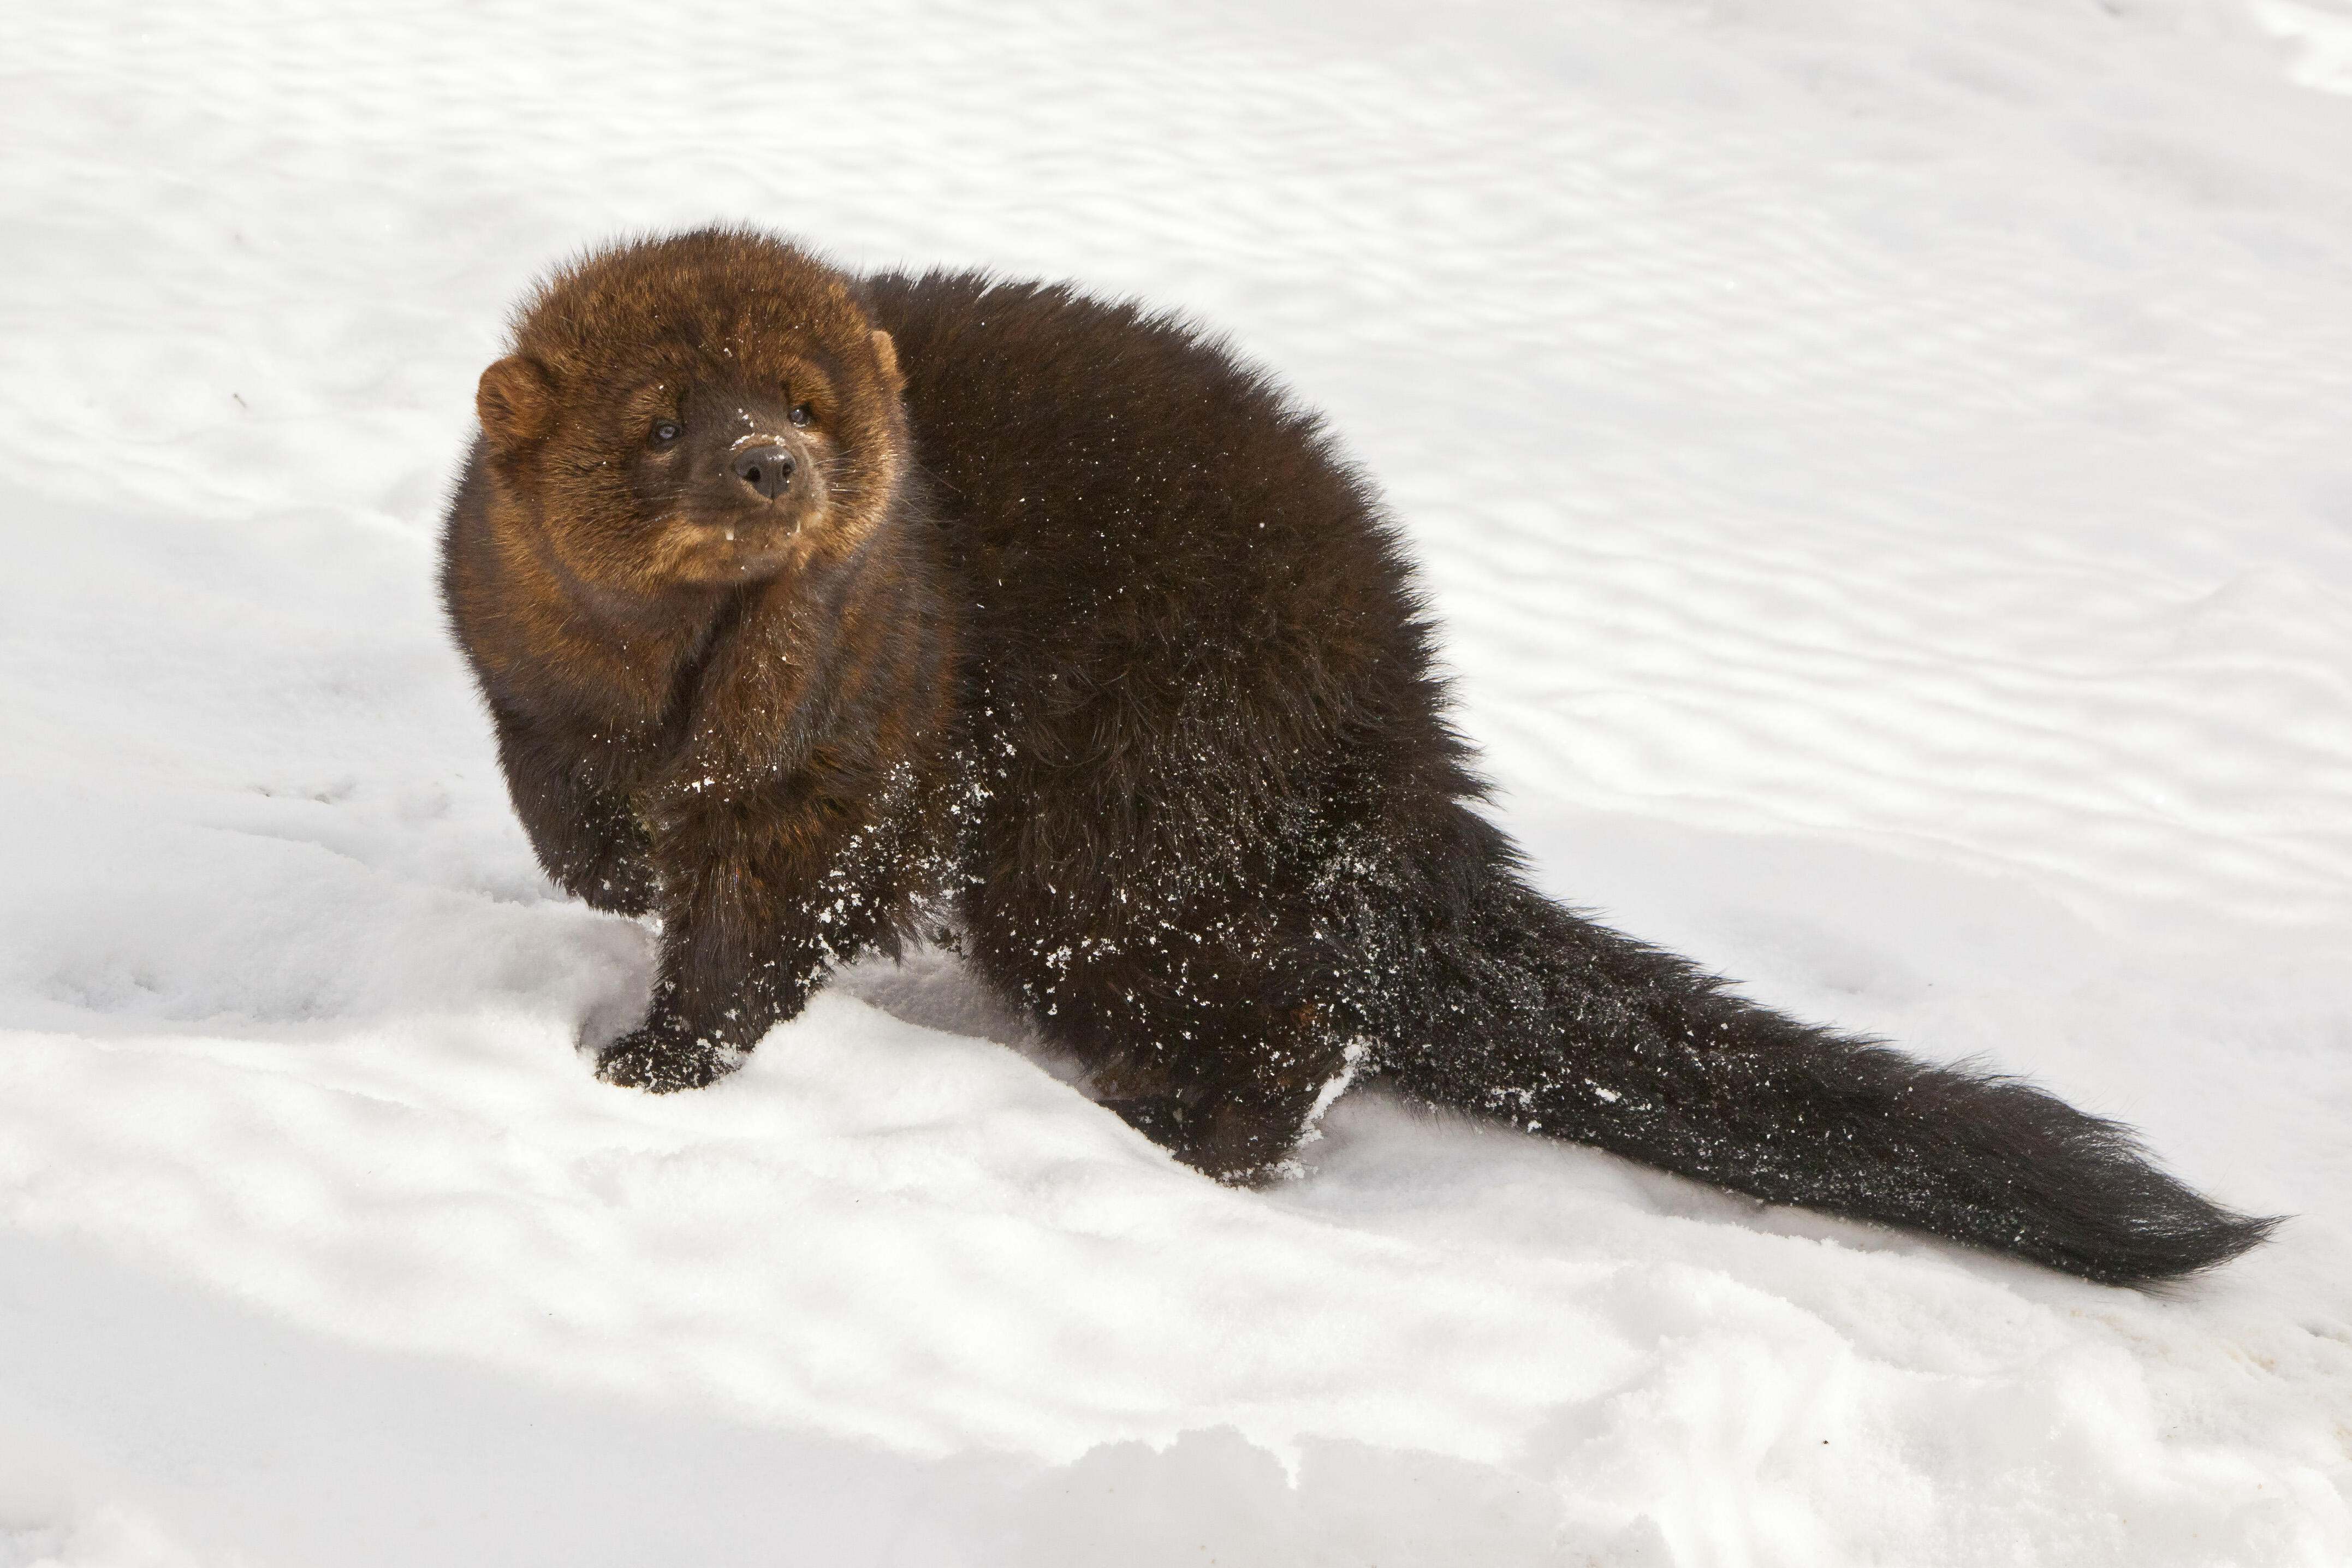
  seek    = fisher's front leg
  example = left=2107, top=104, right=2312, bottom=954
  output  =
left=490, top=700, right=658, bottom=917
left=593, top=779, right=905, bottom=1092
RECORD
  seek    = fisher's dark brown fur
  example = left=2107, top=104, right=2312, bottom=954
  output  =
left=442, top=228, right=2276, bottom=1286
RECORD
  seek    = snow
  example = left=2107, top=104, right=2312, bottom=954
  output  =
left=3, top=0, right=2350, bottom=1561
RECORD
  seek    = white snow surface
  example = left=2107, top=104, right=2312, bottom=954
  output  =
left=4, top=2, right=2351, bottom=1563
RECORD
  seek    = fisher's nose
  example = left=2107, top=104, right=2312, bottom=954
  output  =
left=731, top=444, right=797, bottom=500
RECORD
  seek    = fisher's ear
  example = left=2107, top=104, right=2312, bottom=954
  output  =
left=476, top=355, right=557, bottom=454
left=870, top=329, right=903, bottom=394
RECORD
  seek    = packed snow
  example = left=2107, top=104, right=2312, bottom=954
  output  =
left=4, top=1, right=2351, bottom=1563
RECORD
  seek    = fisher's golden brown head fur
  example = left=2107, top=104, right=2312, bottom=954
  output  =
left=474, top=228, right=908, bottom=593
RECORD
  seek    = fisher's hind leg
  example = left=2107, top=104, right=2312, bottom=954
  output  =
left=1092, top=999, right=1367, bottom=1182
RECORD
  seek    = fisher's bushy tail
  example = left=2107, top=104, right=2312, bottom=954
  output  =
left=1353, top=812, right=2278, bottom=1287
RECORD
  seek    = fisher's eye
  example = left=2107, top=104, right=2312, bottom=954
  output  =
left=649, top=419, right=682, bottom=448
left=788, top=403, right=815, bottom=428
